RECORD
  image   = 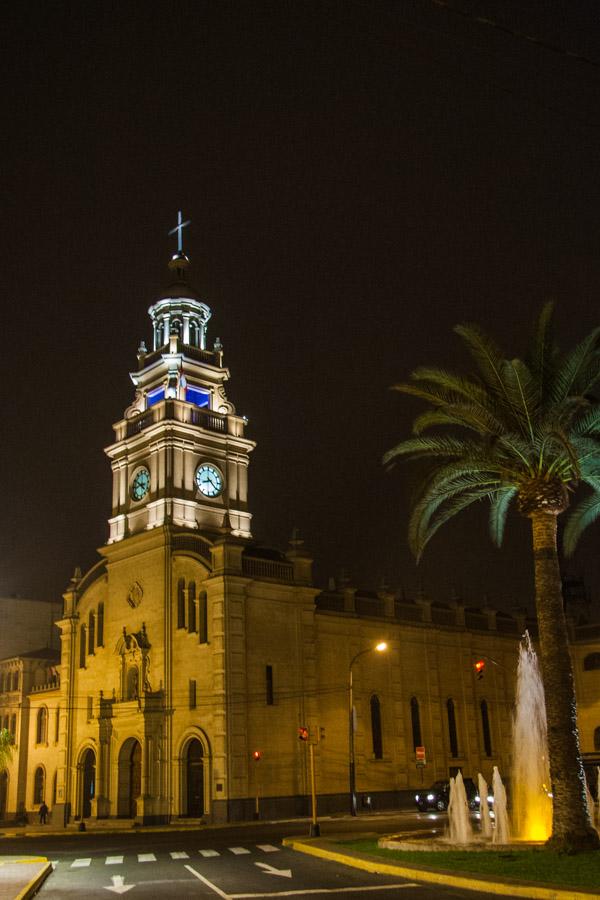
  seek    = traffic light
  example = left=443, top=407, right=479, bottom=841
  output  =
left=252, top=750, right=262, bottom=761
left=298, top=726, right=309, bottom=741
left=474, top=659, right=485, bottom=680
left=319, top=726, right=325, bottom=741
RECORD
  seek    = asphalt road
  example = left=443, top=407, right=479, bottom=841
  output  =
left=1, top=815, right=516, bottom=899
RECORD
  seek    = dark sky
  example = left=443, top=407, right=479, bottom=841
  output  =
left=1, top=1, right=600, bottom=614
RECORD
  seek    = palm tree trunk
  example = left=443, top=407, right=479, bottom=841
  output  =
left=529, top=511, right=599, bottom=851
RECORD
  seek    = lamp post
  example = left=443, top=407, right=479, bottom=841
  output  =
left=349, top=641, right=387, bottom=816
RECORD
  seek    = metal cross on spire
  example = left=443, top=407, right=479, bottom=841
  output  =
left=168, top=210, right=191, bottom=254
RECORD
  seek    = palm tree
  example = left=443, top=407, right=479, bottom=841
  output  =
left=384, top=305, right=600, bottom=851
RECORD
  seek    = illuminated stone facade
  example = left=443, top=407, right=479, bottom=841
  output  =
left=1, top=251, right=599, bottom=825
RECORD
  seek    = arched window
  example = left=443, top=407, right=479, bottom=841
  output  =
left=12, top=671, right=19, bottom=691
left=198, top=591, right=208, bottom=644
left=370, top=695, right=383, bottom=759
left=97, top=602, right=104, bottom=647
left=36, top=707, right=48, bottom=744
left=410, top=696, right=422, bottom=750
left=481, top=700, right=492, bottom=756
left=55, top=706, right=60, bottom=743
left=79, top=625, right=87, bottom=668
left=188, top=581, right=197, bottom=633
left=177, top=577, right=186, bottom=629
left=33, top=767, right=45, bottom=804
left=583, top=653, right=600, bottom=671
left=594, top=726, right=600, bottom=751
left=447, top=698, right=458, bottom=757
left=88, top=611, right=96, bottom=655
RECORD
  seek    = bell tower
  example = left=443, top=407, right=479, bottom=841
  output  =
left=105, top=213, right=255, bottom=542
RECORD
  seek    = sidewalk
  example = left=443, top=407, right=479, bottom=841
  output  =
left=0, top=857, right=51, bottom=900
left=282, top=835, right=600, bottom=900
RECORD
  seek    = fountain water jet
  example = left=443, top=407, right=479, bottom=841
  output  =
left=478, top=773, right=492, bottom=839
left=447, top=772, right=473, bottom=844
left=512, top=632, right=552, bottom=840
left=492, top=766, right=510, bottom=844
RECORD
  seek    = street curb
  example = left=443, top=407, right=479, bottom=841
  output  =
left=282, top=837, right=599, bottom=900
left=13, top=860, right=52, bottom=900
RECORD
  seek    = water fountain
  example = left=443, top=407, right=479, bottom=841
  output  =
left=492, top=765, right=510, bottom=844
left=447, top=772, right=473, bottom=844
left=511, top=632, right=552, bottom=841
left=478, top=773, right=492, bottom=839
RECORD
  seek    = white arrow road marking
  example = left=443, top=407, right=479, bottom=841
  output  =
left=254, top=861, right=293, bottom=878
left=103, top=874, right=135, bottom=894
left=185, top=865, right=231, bottom=899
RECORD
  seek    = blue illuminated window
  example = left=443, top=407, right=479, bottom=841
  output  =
left=147, top=387, right=165, bottom=407
left=186, top=386, right=210, bottom=408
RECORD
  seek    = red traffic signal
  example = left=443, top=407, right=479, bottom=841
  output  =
left=474, top=659, right=485, bottom=680
left=298, top=726, right=309, bottom=742
left=252, top=750, right=262, bottom=761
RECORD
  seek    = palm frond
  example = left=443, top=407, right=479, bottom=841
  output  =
left=572, top=406, right=600, bottom=436
left=563, top=491, right=600, bottom=556
left=411, top=486, right=496, bottom=561
left=454, top=323, right=519, bottom=413
left=549, top=327, right=600, bottom=403
left=489, top=486, right=517, bottom=547
left=412, top=404, right=504, bottom=436
left=502, top=359, right=538, bottom=439
left=383, top=436, right=479, bottom=468
left=410, top=367, right=491, bottom=406
left=528, top=302, right=557, bottom=402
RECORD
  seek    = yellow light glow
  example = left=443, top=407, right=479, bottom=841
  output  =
left=375, top=642, right=387, bottom=652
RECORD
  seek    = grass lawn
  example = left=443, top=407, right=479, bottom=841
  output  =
left=339, top=840, right=600, bottom=891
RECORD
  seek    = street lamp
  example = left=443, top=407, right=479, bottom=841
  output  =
left=349, top=641, right=387, bottom=816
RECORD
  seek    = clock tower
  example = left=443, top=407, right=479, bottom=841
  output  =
left=105, top=241, right=254, bottom=542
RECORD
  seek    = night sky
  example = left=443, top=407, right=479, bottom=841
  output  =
left=2, top=2, right=600, bottom=614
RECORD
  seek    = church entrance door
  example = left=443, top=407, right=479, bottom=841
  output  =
left=117, top=739, right=142, bottom=818
left=81, top=749, right=96, bottom=818
left=186, top=739, right=204, bottom=817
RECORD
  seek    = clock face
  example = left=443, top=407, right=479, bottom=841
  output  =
left=195, top=463, right=223, bottom=498
left=131, top=467, right=150, bottom=501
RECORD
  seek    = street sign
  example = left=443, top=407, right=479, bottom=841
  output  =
left=415, top=745, right=426, bottom=764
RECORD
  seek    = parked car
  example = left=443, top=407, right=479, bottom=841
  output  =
left=415, top=777, right=479, bottom=812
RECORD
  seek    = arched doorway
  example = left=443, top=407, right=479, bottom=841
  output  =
left=117, top=739, right=142, bottom=818
left=0, top=771, right=8, bottom=820
left=186, top=739, right=204, bottom=817
left=81, top=749, right=96, bottom=818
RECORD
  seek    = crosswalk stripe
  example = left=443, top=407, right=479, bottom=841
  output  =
left=257, top=844, right=280, bottom=853
left=228, top=847, right=250, bottom=855
left=170, top=851, right=190, bottom=859
left=71, top=858, right=91, bottom=868
left=199, top=849, right=220, bottom=857
left=138, top=853, right=157, bottom=863
left=105, top=856, right=123, bottom=865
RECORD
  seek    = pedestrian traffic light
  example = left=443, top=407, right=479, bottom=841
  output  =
left=474, top=659, right=485, bottom=680
left=252, top=750, right=262, bottom=761
left=298, top=726, right=309, bottom=741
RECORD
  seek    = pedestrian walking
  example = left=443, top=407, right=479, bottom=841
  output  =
left=38, top=801, right=49, bottom=824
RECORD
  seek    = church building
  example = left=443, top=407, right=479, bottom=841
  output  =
left=1, top=224, right=599, bottom=826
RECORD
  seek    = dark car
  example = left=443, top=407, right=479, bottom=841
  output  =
left=415, top=777, right=478, bottom=812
